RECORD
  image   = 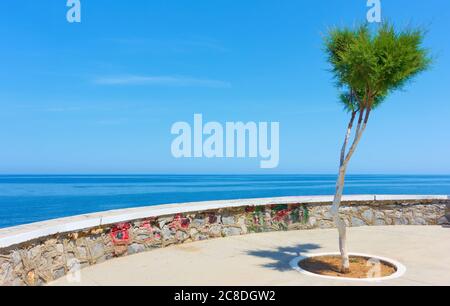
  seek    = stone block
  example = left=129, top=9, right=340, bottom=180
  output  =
left=221, top=216, right=235, bottom=225
left=222, top=227, right=241, bottom=236
left=128, top=243, right=145, bottom=255
left=438, top=216, right=449, bottom=225
left=351, top=217, right=365, bottom=227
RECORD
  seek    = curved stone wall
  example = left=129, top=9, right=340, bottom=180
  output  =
left=0, top=195, right=448, bottom=286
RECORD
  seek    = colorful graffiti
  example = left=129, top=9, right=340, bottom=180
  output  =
left=108, top=204, right=310, bottom=254
left=246, top=204, right=309, bottom=232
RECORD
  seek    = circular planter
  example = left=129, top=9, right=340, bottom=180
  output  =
left=289, top=252, right=406, bottom=282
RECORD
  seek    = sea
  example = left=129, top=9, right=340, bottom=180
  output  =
left=0, top=174, right=449, bottom=229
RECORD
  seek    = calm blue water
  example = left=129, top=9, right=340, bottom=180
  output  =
left=0, top=174, right=449, bottom=229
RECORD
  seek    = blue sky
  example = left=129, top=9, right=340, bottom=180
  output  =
left=0, top=0, right=449, bottom=174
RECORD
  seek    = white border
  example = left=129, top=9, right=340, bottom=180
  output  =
left=289, top=252, right=407, bottom=282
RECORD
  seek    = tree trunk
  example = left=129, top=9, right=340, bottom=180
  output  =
left=331, top=109, right=367, bottom=273
left=331, top=165, right=350, bottom=272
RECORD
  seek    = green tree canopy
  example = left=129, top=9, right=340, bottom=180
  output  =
left=325, top=23, right=432, bottom=113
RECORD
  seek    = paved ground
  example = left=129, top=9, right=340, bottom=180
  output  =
left=50, top=226, right=450, bottom=286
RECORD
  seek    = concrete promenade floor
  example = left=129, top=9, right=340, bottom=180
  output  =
left=50, top=226, right=450, bottom=286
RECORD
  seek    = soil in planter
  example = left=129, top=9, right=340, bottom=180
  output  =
left=299, top=255, right=396, bottom=279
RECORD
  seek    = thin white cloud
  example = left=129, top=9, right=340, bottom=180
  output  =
left=93, top=75, right=231, bottom=88
left=44, top=106, right=83, bottom=112
left=95, top=118, right=129, bottom=126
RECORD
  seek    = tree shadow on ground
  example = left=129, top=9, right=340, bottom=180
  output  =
left=245, top=243, right=322, bottom=272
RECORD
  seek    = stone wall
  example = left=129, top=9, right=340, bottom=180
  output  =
left=444, top=202, right=450, bottom=225
left=0, top=198, right=448, bottom=286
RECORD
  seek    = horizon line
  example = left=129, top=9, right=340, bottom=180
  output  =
left=1, top=173, right=450, bottom=176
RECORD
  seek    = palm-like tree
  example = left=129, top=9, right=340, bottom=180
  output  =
left=324, top=23, right=431, bottom=273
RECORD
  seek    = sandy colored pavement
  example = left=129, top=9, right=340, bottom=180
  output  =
left=50, top=226, right=450, bottom=286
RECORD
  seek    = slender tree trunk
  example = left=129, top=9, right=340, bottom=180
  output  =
left=331, top=165, right=349, bottom=272
left=331, top=109, right=368, bottom=273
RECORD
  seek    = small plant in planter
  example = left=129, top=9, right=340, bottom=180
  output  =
left=324, top=22, right=431, bottom=273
